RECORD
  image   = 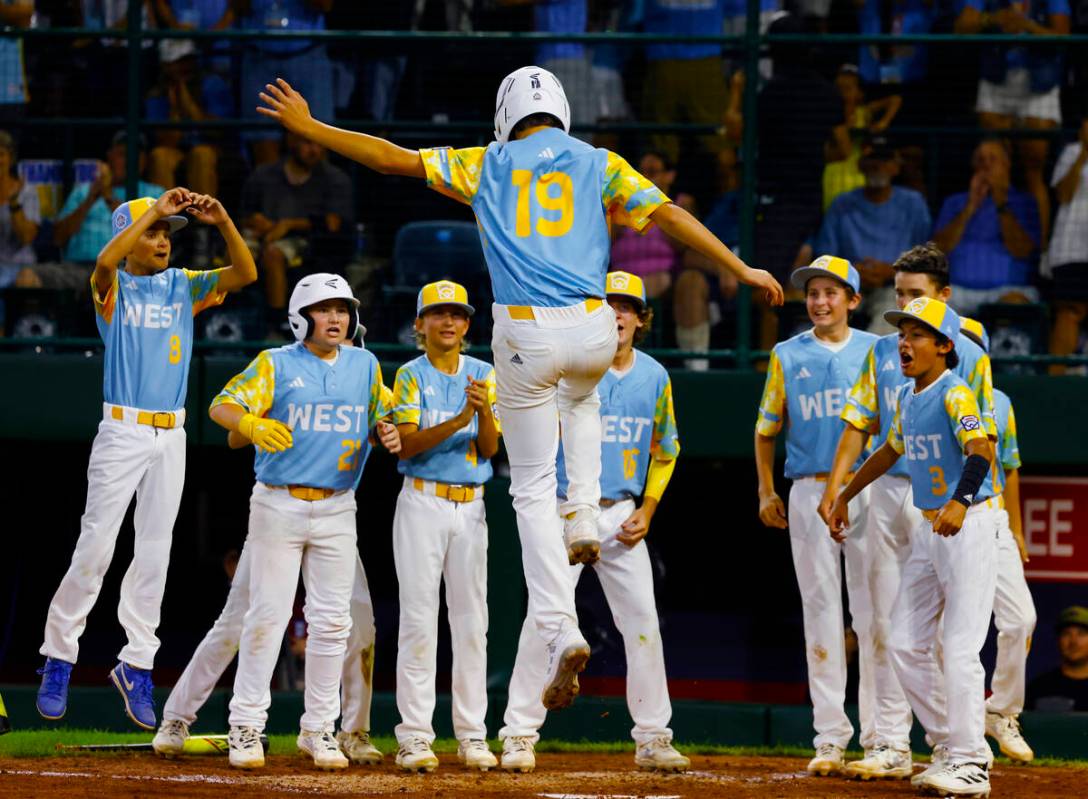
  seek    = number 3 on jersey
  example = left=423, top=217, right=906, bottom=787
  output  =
left=512, top=170, right=573, bottom=238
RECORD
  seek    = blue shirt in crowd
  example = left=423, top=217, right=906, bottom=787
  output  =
left=240, top=0, right=326, bottom=54
left=535, top=0, right=587, bottom=63
left=857, top=0, right=934, bottom=85
left=644, top=0, right=726, bottom=61
left=814, top=187, right=932, bottom=266
left=933, top=190, right=1040, bottom=289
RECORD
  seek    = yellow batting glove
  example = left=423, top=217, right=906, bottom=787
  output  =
left=237, top=413, right=293, bottom=453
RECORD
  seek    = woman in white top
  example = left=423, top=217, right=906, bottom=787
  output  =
left=1046, top=119, right=1088, bottom=370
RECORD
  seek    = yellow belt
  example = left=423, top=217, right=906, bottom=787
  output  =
left=812, top=472, right=855, bottom=483
left=922, top=494, right=1005, bottom=522
left=506, top=298, right=603, bottom=321
left=110, top=405, right=180, bottom=429
left=267, top=485, right=339, bottom=502
left=412, top=477, right=482, bottom=503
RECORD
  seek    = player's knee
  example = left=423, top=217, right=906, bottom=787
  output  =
left=675, top=269, right=708, bottom=301
left=189, top=144, right=218, bottom=168
left=306, top=614, right=352, bottom=643
left=615, top=613, right=661, bottom=643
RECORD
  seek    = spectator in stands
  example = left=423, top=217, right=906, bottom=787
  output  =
left=0, top=0, right=32, bottom=124
left=856, top=0, right=934, bottom=127
left=0, top=131, right=40, bottom=274
left=956, top=0, right=1071, bottom=241
left=83, top=1, right=159, bottom=117
left=327, top=2, right=411, bottom=122
left=152, top=0, right=234, bottom=75
left=240, top=132, right=352, bottom=337
left=237, top=0, right=334, bottom=165
left=813, top=136, right=931, bottom=331
left=145, top=38, right=234, bottom=197
left=1027, top=606, right=1088, bottom=712
left=1046, top=119, right=1088, bottom=369
left=932, top=139, right=1041, bottom=316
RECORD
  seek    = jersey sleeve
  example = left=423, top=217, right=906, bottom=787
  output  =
left=651, top=375, right=680, bottom=461
left=483, top=366, right=502, bottom=435
left=602, top=151, right=670, bottom=232
left=755, top=349, right=786, bottom=437
left=1000, top=402, right=1022, bottom=471
left=212, top=350, right=275, bottom=417
left=182, top=268, right=228, bottom=316
left=368, top=362, right=387, bottom=430
left=379, top=383, right=395, bottom=419
left=392, top=365, right=422, bottom=427
left=90, top=270, right=118, bottom=323
left=965, top=351, right=997, bottom=437
left=419, top=146, right=487, bottom=205
left=944, top=384, right=988, bottom=451
left=841, top=346, right=880, bottom=434
left=886, top=391, right=905, bottom=454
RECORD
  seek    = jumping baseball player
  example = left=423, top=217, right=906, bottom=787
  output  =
left=497, top=271, right=687, bottom=774
left=257, top=69, right=783, bottom=710
left=960, top=319, right=1037, bottom=764
left=754, top=255, right=878, bottom=776
left=817, top=244, right=995, bottom=780
left=208, top=274, right=399, bottom=770
left=35, top=190, right=256, bottom=730
left=830, top=297, right=1001, bottom=798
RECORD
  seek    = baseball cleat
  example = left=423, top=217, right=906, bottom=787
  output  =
left=634, top=737, right=690, bottom=772
left=918, top=761, right=990, bottom=797
left=396, top=737, right=439, bottom=773
left=564, top=510, right=600, bottom=565
left=108, top=662, right=156, bottom=731
left=843, top=744, right=912, bottom=780
left=298, top=729, right=349, bottom=770
left=457, top=738, right=498, bottom=771
left=985, top=711, right=1034, bottom=763
left=542, top=631, right=591, bottom=711
left=501, top=736, right=536, bottom=773
left=229, top=725, right=266, bottom=769
left=806, top=743, right=845, bottom=776
left=152, top=719, right=190, bottom=757
left=36, top=657, right=73, bottom=721
left=337, top=729, right=383, bottom=765
left=912, top=744, right=950, bottom=787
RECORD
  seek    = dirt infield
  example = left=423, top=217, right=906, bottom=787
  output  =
left=1, top=752, right=1085, bottom=798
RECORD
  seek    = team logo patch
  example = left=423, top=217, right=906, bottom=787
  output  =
left=906, top=297, right=928, bottom=315
left=960, top=415, right=980, bottom=432
left=437, top=284, right=456, bottom=300
left=609, top=274, right=630, bottom=291
left=811, top=255, right=832, bottom=270
left=114, top=214, right=128, bottom=230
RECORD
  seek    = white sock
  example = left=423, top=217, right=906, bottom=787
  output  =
left=676, top=321, right=710, bottom=371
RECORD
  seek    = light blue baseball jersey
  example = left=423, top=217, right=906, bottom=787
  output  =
left=757, top=329, right=879, bottom=479
left=993, top=388, right=1021, bottom=472
left=420, top=127, right=669, bottom=308
left=888, top=369, right=1001, bottom=510
left=557, top=350, right=680, bottom=500
left=211, top=343, right=387, bottom=491
left=92, top=267, right=225, bottom=411
left=392, top=354, right=500, bottom=486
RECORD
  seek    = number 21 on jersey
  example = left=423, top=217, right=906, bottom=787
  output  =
left=512, top=170, right=573, bottom=238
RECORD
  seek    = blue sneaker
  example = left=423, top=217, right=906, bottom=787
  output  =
left=36, top=657, right=73, bottom=720
left=109, top=662, right=156, bottom=731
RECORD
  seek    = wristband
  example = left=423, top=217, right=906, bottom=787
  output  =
left=952, top=453, right=990, bottom=507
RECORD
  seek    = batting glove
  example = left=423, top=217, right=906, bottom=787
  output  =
left=238, top=413, right=293, bottom=453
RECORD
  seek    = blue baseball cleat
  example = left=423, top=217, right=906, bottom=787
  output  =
left=36, top=657, right=73, bottom=720
left=109, top=662, right=156, bottom=731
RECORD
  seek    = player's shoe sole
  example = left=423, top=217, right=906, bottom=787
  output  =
left=844, top=763, right=912, bottom=780
left=567, top=539, right=600, bottom=566
left=542, top=643, right=590, bottom=710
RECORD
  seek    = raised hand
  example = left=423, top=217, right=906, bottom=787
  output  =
left=257, top=78, right=314, bottom=134
left=185, top=193, right=229, bottom=225
left=154, top=187, right=194, bottom=218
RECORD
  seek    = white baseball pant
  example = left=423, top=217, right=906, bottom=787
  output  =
left=986, top=509, right=1036, bottom=717
left=161, top=544, right=376, bottom=733
left=500, top=499, right=674, bottom=745
left=229, top=483, right=357, bottom=733
left=787, top=477, right=875, bottom=751
left=889, top=504, right=999, bottom=764
left=42, top=409, right=187, bottom=670
left=491, top=302, right=618, bottom=645
left=392, top=480, right=489, bottom=744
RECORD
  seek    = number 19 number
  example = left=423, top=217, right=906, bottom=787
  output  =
left=511, top=170, right=573, bottom=238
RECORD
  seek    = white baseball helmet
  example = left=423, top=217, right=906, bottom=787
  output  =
left=494, top=66, right=571, bottom=144
left=287, top=273, right=364, bottom=342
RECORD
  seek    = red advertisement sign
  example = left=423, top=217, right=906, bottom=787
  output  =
left=1021, top=477, right=1088, bottom=583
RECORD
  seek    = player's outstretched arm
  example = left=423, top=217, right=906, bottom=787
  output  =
left=754, top=431, right=787, bottom=529
left=650, top=202, right=784, bottom=306
left=94, top=187, right=193, bottom=295
left=828, top=441, right=900, bottom=540
left=817, top=425, right=869, bottom=525
left=257, top=78, right=425, bottom=178
left=184, top=194, right=257, bottom=292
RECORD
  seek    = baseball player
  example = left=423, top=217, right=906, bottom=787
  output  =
left=830, top=297, right=1001, bottom=798
left=960, top=319, right=1037, bottom=763
left=755, top=255, right=879, bottom=777
left=208, top=274, right=399, bottom=770
left=388, top=280, right=500, bottom=773
left=817, top=244, right=996, bottom=780
left=35, top=190, right=256, bottom=730
left=497, top=271, right=687, bottom=774
left=257, top=69, right=783, bottom=710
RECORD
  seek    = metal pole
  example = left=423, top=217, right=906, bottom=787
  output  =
left=125, top=0, right=141, bottom=199
left=736, top=0, right=761, bottom=370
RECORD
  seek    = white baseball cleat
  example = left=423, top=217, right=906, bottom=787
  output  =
left=542, top=629, right=591, bottom=711
left=297, top=729, right=349, bottom=770
left=843, top=744, right=912, bottom=780
left=501, top=736, right=536, bottom=773
left=806, top=743, right=845, bottom=776
left=564, top=509, right=600, bottom=565
left=228, top=725, right=265, bottom=770
left=985, top=711, right=1034, bottom=763
left=457, top=738, right=498, bottom=771
left=337, top=729, right=383, bottom=765
left=634, top=737, right=690, bottom=772
left=918, top=761, right=991, bottom=797
left=151, top=718, right=189, bottom=757
left=396, top=737, right=439, bottom=773
left=912, top=744, right=950, bottom=787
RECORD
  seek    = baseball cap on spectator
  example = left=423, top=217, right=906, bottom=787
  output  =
left=1057, top=606, right=1088, bottom=632
left=111, top=129, right=148, bottom=152
left=159, top=38, right=198, bottom=65
left=860, top=135, right=897, bottom=164
left=790, top=254, right=861, bottom=294
left=837, top=63, right=861, bottom=77
left=111, top=197, right=188, bottom=238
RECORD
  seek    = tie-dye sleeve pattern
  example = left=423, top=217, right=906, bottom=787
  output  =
left=651, top=376, right=680, bottom=460
left=966, top=352, right=997, bottom=438
left=90, top=270, right=119, bottom=323
left=756, top=349, right=786, bottom=437
left=886, top=394, right=905, bottom=454
left=602, top=151, right=670, bottom=232
left=368, top=363, right=387, bottom=430
left=183, top=268, right=228, bottom=316
left=211, top=350, right=275, bottom=417
left=1000, top=403, right=1022, bottom=471
left=419, top=146, right=487, bottom=205
left=380, top=383, right=395, bottom=419
left=484, top=367, right=502, bottom=435
left=841, top=347, right=880, bottom=434
left=944, top=384, right=988, bottom=451
left=393, top=365, right=422, bottom=426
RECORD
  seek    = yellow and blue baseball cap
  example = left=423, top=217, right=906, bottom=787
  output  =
left=884, top=296, right=961, bottom=342
left=416, top=279, right=474, bottom=316
left=605, top=271, right=646, bottom=309
left=790, top=254, right=861, bottom=294
left=111, top=197, right=187, bottom=239
left=960, top=317, right=990, bottom=353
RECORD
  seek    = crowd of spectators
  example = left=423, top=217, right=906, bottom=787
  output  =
left=0, top=0, right=1084, bottom=365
